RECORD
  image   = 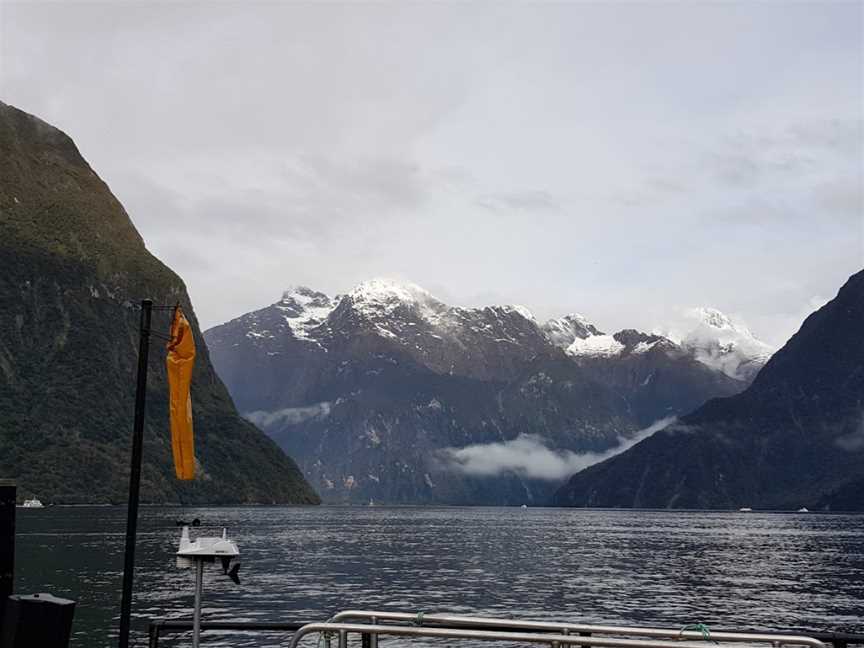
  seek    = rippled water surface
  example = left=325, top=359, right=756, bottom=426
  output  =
left=14, top=506, right=864, bottom=647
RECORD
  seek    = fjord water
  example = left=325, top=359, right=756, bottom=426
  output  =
left=14, top=507, right=864, bottom=648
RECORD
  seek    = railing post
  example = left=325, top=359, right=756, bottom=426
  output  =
left=559, top=627, right=570, bottom=648
left=370, top=615, right=379, bottom=648
left=0, top=479, right=15, bottom=622
left=148, top=621, right=161, bottom=648
left=579, top=631, right=592, bottom=648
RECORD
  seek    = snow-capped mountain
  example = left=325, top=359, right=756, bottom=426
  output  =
left=204, top=279, right=762, bottom=505
left=274, top=278, right=553, bottom=381
left=659, top=307, right=775, bottom=381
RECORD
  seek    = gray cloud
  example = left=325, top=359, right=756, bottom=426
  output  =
left=244, top=402, right=332, bottom=428
left=1, top=3, right=860, bottom=342
left=835, top=414, right=864, bottom=452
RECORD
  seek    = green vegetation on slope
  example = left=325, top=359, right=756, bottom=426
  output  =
left=0, top=101, right=319, bottom=504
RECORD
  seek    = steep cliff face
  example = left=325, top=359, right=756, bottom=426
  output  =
left=206, top=280, right=753, bottom=505
left=553, top=269, right=864, bottom=510
left=0, top=101, right=319, bottom=504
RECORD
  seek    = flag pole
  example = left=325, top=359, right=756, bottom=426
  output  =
left=118, top=298, right=152, bottom=648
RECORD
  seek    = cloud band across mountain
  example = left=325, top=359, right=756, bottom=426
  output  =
left=437, top=417, right=676, bottom=481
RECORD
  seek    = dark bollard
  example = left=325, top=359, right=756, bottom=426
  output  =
left=0, top=480, right=15, bottom=624
left=0, top=593, right=76, bottom=648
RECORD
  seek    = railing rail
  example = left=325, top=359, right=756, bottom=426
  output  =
left=287, top=623, right=828, bottom=648
left=146, top=615, right=864, bottom=648
left=330, top=611, right=829, bottom=647
left=148, top=620, right=306, bottom=647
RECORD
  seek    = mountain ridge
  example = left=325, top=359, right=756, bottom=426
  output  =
left=205, top=279, right=762, bottom=504
left=214, top=279, right=774, bottom=380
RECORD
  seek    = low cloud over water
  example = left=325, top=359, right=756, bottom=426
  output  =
left=438, top=417, right=676, bottom=480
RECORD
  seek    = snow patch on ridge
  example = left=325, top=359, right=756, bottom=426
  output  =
left=567, top=334, right=625, bottom=357
left=632, top=340, right=659, bottom=354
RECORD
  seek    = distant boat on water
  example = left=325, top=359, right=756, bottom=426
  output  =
left=20, top=498, right=44, bottom=508
left=797, top=507, right=809, bottom=513
left=738, top=507, right=753, bottom=512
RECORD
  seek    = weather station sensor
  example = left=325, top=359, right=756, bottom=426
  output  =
left=176, top=525, right=241, bottom=648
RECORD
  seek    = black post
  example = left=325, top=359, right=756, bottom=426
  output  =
left=0, top=479, right=15, bottom=623
left=118, top=299, right=152, bottom=648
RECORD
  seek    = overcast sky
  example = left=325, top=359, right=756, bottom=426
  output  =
left=1, top=2, right=861, bottom=345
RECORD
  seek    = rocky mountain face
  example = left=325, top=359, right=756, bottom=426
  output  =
left=205, top=279, right=769, bottom=504
left=553, top=269, right=864, bottom=511
left=0, top=101, right=319, bottom=505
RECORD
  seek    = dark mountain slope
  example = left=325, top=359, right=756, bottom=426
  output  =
left=0, top=101, right=319, bottom=504
left=567, top=330, right=744, bottom=427
left=553, top=269, right=864, bottom=510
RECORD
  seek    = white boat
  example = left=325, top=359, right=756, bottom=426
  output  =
left=21, top=498, right=44, bottom=508
left=797, top=507, right=809, bottom=513
left=738, top=507, right=753, bottom=512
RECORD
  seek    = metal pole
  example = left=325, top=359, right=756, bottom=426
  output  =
left=370, top=615, right=378, bottom=648
left=0, top=479, right=15, bottom=622
left=192, top=559, right=204, bottom=648
left=118, top=298, right=152, bottom=648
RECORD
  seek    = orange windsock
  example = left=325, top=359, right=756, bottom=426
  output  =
left=166, top=305, right=196, bottom=480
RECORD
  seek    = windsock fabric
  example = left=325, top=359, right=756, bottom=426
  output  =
left=166, top=306, right=196, bottom=480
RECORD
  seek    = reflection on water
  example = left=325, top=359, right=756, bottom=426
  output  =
left=14, top=507, right=864, bottom=648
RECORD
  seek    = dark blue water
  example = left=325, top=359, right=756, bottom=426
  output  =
left=13, top=506, right=864, bottom=648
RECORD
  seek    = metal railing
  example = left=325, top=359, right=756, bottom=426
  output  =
left=148, top=620, right=306, bottom=647
left=330, top=612, right=828, bottom=647
left=146, top=613, right=864, bottom=648
left=287, top=622, right=827, bottom=648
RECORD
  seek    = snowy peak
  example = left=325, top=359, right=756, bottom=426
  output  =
left=347, top=278, right=441, bottom=311
left=340, top=279, right=539, bottom=335
left=663, top=307, right=775, bottom=381
left=543, top=313, right=603, bottom=349
left=280, top=286, right=333, bottom=313
left=336, top=278, right=451, bottom=337
left=689, top=306, right=754, bottom=337
left=276, top=286, right=335, bottom=342
left=693, top=306, right=737, bottom=331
